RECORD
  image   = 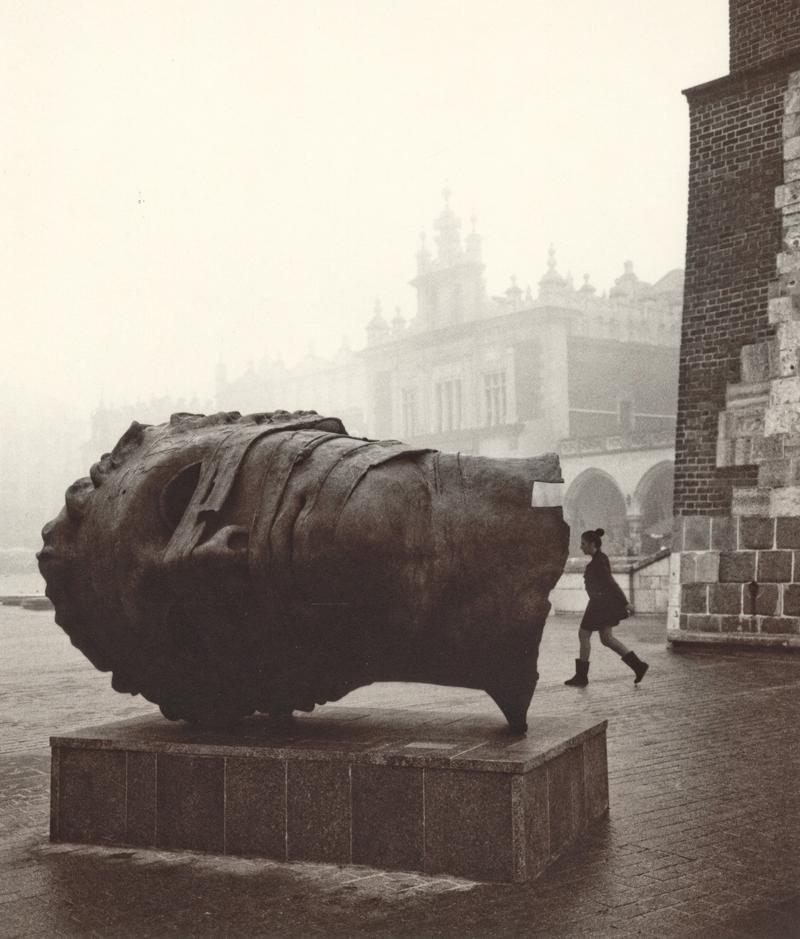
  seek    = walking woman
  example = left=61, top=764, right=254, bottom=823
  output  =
left=564, top=528, right=649, bottom=687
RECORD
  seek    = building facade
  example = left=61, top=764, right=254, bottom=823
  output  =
left=671, top=0, right=800, bottom=647
left=362, top=192, right=683, bottom=557
left=216, top=344, right=367, bottom=438
left=81, top=395, right=216, bottom=474
left=217, top=190, right=683, bottom=560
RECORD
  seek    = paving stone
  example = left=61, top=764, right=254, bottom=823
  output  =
left=1, top=607, right=799, bottom=938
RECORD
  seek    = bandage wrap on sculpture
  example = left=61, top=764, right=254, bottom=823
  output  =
left=38, top=410, right=569, bottom=732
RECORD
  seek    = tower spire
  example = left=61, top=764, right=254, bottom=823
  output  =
left=538, top=244, right=568, bottom=300
left=466, top=212, right=482, bottom=261
left=433, top=186, right=463, bottom=264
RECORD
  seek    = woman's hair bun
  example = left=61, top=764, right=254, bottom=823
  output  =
left=595, top=528, right=605, bottom=537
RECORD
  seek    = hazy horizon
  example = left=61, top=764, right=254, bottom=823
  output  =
left=4, top=1, right=727, bottom=415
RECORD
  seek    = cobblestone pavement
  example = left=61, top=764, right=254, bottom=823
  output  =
left=1, top=605, right=798, bottom=938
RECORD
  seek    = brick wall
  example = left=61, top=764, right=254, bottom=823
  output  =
left=675, top=74, right=785, bottom=515
left=670, top=1, right=800, bottom=647
left=673, top=515, right=800, bottom=637
left=730, top=0, right=800, bottom=72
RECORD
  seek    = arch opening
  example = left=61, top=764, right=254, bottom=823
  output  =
left=635, top=461, right=674, bottom=555
left=564, top=470, right=627, bottom=556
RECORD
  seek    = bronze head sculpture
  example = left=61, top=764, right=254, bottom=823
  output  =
left=38, top=410, right=569, bottom=733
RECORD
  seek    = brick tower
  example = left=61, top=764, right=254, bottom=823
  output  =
left=671, top=0, right=800, bottom=647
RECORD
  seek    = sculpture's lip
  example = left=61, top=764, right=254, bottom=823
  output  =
left=36, top=543, right=67, bottom=594
left=38, top=507, right=82, bottom=617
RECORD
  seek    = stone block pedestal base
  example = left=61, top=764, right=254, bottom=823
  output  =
left=50, top=707, right=608, bottom=883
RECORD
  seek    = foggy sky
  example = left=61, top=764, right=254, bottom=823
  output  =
left=3, top=1, right=727, bottom=414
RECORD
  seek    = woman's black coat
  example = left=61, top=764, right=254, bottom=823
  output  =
left=579, top=550, right=629, bottom=631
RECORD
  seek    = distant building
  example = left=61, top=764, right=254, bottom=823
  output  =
left=216, top=344, right=367, bottom=438
left=361, top=191, right=683, bottom=556
left=217, top=190, right=684, bottom=557
left=81, top=395, right=215, bottom=471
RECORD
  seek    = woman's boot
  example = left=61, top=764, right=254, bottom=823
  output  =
left=621, top=650, right=649, bottom=683
left=564, top=659, right=589, bottom=687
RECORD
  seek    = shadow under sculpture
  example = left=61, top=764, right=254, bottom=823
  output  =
left=38, top=410, right=569, bottom=733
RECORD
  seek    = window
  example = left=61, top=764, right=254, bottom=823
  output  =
left=435, top=379, right=462, bottom=432
left=401, top=388, right=419, bottom=437
left=484, top=372, right=507, bottom=426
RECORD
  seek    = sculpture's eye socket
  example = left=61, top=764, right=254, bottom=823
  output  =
left=160, top=462, right=202, bottom=532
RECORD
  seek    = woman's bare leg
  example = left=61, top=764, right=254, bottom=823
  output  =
left=578, top=628, right=592, bottom=660
left=599, top=626, right=629, bottom=656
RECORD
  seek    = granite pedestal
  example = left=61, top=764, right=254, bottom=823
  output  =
left=50, top=707, right=608, bottom=883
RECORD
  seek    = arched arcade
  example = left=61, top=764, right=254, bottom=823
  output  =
left=563, top=460, right=675, bottom=557
left=563, top=469, right=628, bottom=556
